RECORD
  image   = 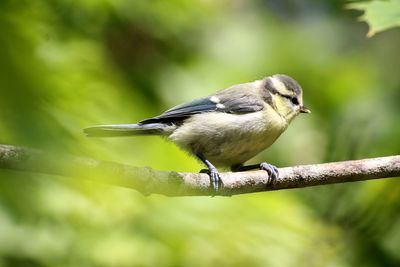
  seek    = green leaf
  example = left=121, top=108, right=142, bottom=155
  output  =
left=347, top=0, right=400, bottom=37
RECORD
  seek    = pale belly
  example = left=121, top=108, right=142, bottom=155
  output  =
left=169, top=109, right=288, bottom=167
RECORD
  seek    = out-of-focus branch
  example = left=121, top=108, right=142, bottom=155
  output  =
left=0, top=144, right=399, bottom=196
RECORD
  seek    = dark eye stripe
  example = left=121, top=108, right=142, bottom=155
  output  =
left=278, top=93, right=299, bottom=105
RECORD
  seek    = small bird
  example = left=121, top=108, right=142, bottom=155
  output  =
left=84, top=74, right=310, bottom=192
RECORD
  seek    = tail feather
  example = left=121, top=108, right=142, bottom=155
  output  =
left=83, top=123, right=167, bottom=137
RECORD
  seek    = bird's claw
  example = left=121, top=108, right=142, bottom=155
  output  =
left=200, top=168, right=223, bottom=194
left=260, top=162, right=279, bottom=186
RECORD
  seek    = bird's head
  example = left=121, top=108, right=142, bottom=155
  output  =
left=263, top=74, right=310, bottom=122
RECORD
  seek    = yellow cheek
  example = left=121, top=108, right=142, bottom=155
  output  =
left=275, top=97, right=291, bottom=114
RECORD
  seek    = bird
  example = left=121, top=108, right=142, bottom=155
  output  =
left=84, top=74, right=310, bottom=192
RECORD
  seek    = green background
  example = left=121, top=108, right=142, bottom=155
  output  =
left=0, top=1, right=400, bottom=266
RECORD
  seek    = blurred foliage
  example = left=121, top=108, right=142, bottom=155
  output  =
left=348, top=0, right=400, bottom=37
left=0, top=0, right=400, bottom=266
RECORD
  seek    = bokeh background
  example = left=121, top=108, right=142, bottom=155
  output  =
left=1, top=0, right=400, bottom=266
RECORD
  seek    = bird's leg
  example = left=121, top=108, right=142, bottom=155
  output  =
left=196, top=153, right=223, bottom=193
left=231, top=163, right=279, bottom=186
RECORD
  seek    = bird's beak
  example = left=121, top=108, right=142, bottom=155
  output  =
left=300, top=106, right=311, bottom=113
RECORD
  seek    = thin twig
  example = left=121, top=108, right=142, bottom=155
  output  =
left=0, top=144, right=399, bottom=196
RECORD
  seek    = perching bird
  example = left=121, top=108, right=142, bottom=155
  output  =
left=84, top=74, right=310, bottom=192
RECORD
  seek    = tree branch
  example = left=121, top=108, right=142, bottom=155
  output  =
left=0, top=144, right=399, bottom=196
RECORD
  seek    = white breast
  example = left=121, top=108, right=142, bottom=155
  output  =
left=169, top=106, right=288, bottom=167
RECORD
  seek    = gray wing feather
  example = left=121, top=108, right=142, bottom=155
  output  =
left=140, top=97, right=217, bottom=123
left=157, top=98, right=217, bottom=117
left=141, top=84, right=264, bottom=124
left=218, top=90, right=264, bottom=114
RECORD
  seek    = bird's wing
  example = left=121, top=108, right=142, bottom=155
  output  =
left=140, top=85, right=265, bottom=124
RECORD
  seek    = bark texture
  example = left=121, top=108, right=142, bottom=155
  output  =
left=0, top=144, right=399, bottom=196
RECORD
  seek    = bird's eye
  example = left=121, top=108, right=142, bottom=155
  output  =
left=281, top=94, right=299, bottom=106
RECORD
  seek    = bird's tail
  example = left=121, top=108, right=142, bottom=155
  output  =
left=83, top=123, right=170, bottom=137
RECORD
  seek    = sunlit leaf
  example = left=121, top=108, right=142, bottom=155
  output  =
left=348, top=0, right=400, bottom=37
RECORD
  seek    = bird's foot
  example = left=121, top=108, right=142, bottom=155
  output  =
left=259, top=162, right=279, bottom=186
left=200, top=167, right=223, bottom=194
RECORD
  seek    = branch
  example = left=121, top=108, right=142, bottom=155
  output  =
left=0, top=144, right=399, bottom=196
